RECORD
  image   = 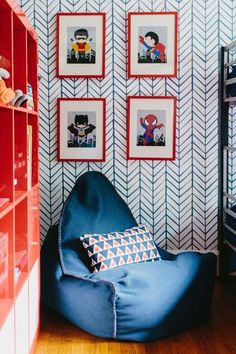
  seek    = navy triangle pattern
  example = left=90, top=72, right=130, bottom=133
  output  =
left=80, top=224, right=161, bottom=272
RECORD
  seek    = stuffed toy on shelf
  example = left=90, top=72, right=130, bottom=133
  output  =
left=0, top=54, right=29, bottom=107
left=11, top=89, right=29, bottom=107
left=0, top=67, right=15, bottom=105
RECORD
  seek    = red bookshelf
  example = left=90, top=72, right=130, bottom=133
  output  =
left=0, top=1, right=40, bottom=353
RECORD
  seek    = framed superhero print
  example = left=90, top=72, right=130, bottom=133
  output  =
left=128, top=12, right=177, bottom=78
left=57, top=13, right=106, bottom=78
left=58, top=98, right=106, bottom=161
left=127, top=96, right=176, bottom=160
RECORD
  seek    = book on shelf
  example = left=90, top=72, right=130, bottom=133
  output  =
left=0, top=198, right=9, bottom=208
left=27, top=83, right=34, bottom=111
left=27, top=125, right=33, bottom=190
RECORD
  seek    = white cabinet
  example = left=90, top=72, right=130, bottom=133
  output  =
left=29, top=260, right=39, bottom=349
left=15, top=281, right=29, bottom=354
left=0, top=259, right=40, bottom=354
left=0, top=307, right=15, bottom=354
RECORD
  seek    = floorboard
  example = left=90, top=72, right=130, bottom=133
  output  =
left=35, top=280, right=236, bottom=354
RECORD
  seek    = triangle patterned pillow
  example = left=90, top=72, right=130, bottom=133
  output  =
left=80, top=224, right=161, bottom=272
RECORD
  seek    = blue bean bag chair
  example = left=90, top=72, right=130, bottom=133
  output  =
left=41, top=171, right=216, bottom=341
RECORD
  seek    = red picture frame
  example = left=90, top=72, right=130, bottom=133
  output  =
left=58, top=98, right=106, bottom=162
left=57, top=13, right=106, bottom=78
left=128, top=12, right=178, bottom=78
left=127, top=96, right=176, bottom=160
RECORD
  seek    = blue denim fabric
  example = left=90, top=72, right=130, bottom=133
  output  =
left=41, top=172, right=216, bottom=341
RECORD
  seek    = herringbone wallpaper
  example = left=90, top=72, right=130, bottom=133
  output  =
left=19, top=0, right=236, bottom=252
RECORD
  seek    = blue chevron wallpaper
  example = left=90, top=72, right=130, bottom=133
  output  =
left=19, top=0, right=236, bottom=252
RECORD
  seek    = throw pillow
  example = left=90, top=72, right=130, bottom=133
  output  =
left=80, top=224, right=161, bottom=272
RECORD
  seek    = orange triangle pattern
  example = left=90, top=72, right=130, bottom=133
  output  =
left=140, top=243, right=146, bottom=251
left=119, top=257, right=126, bottom=266
left=135, top=254, right=141, bottom=262
left=94, top=244, right=103, bottom=253
left=80, top=225, right=161, bottom=272
left=89, top=237, right=98, bottom=245
left=97, top=253, right=106, bottom=262
left=99, top=235, right=107, bottom=241
left=121, top=238, right=128, bottom=246
left=108, top=234, right=115, bottom=240
left=107, top=250, right=115, bottom=259
left=117, top=248, right=124, bottom=256
left=103, top=241, right=112, bottom=249
left=113, top=239, right=120, bottom=247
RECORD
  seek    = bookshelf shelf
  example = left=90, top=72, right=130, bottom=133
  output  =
left=0, top=103, right=38, bottom=115
left=0, top=1, right=40, bottom=353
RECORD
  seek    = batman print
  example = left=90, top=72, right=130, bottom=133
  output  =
left=67, top=112, right=96, bottom=148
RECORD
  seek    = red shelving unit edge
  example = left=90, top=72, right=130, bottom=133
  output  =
left=0, top=1, right=40, bottom=353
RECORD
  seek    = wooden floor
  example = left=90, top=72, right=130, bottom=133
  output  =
left=35, top=280, right=236, bottom=354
